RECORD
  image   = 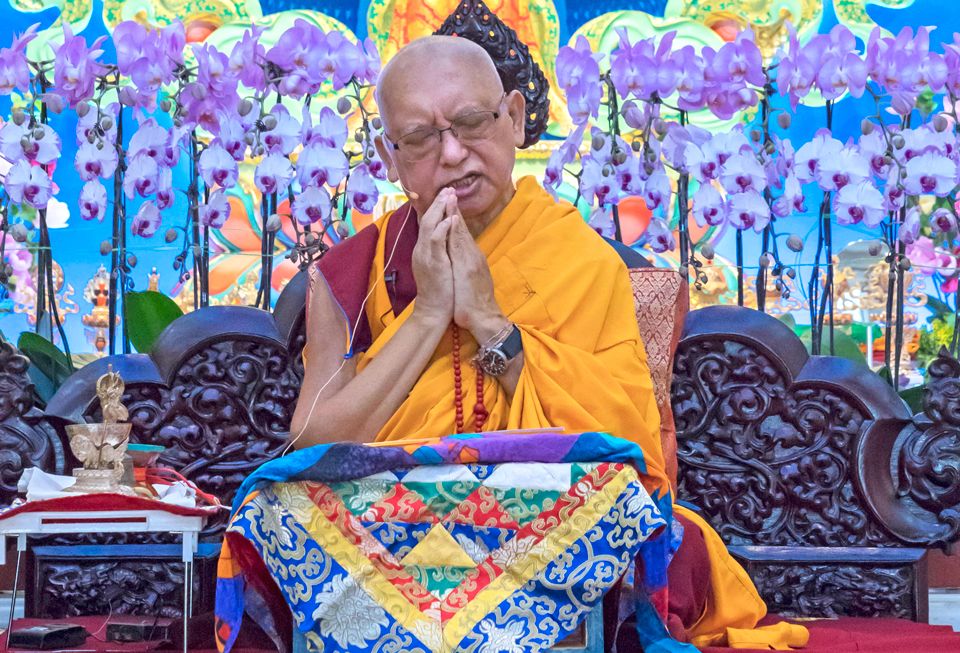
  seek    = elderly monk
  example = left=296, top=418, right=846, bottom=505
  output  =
left=290, top=36, right=799, bottom=650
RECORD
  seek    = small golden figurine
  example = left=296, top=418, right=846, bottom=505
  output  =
left=65, top=365, right=134, bottom=495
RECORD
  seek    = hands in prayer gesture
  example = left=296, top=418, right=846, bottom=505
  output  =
left=411, top=188, right=509, bottom=344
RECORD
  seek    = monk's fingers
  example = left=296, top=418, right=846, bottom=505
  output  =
left=418, top=189, right=453, bottom=236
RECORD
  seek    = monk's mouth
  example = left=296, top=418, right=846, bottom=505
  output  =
left=447, top=173, right=480, bottom=198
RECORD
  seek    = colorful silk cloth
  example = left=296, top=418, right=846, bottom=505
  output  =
left=215, top=431, right=682, bottom=652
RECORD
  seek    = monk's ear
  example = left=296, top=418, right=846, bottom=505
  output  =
left=505, top=90, right=526, bottom=148
left=374, top=133, right=400, bottom=183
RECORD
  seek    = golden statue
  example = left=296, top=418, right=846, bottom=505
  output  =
left=65, top=365, right=134, bottom=495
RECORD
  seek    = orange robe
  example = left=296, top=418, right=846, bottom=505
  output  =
left=331, top=176, right=797, bottom=648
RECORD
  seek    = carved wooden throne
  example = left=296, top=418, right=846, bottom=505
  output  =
left=2, top=266, right=957, bottom=625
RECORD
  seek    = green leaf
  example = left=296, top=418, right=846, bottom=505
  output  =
left=778, top=313, right=797, bottom=330
left=877, top=365, right=893, bottom=386
left=899, top=385, right=925, bottom=414
left=926, top=294, right=952, bottom=319
left=124, top=291, right=184, bottom=353
left=27, top=364, right=56, bottom=404
left=18, top=332, right=74, bottom=391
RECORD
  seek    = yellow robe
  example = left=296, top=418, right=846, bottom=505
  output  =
left=349, top=176, right=787, bottom=648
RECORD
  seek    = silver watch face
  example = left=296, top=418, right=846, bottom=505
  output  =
left=479, top=349, right=508, bottom=377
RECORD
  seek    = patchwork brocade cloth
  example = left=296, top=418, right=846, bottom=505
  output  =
left=215, top=432, right=677, bottom=653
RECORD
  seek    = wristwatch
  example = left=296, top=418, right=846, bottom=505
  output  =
left=473, top=324, right=523, bottom=377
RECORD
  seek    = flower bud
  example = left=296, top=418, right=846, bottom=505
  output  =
left=868, top=242, right=883, bottom=256
left=750, top=129, right=762, bottom=143
left=934, top=114, right=950, bottom=132
left=591, top=133, right=605, bottom=151
left=192, top=244, right=202, bottom=258
left=601, top=163, right=614, bottom=177
left=652, top=119, right=668, bottom=137
left=11, top=107, right=25, bottom=125
left=265, top=213, right=282, bottom=232
left=700, top=243, right=715, bottom=260
left=777, top=113, right=791, bottom=130
left=786, top=234, right=803, bottom=252
left=759, top=253, right=773, bottom=268
left=86, top=130, right=97, bottom=144
left=190, top=84, right=206, bottom=100
left=860, top=118, right=874, bottom=135
left=260, top=114, right=277, bottom=131
left=253, top=144, right=265, bottom=157
left=127, top=254, right=138, bottom=268
left=764, top=141, right=775, bottom=154
left=899, top=257, right=912, bottom=271
left=354, top=129, right=364, bottom=143
left=243, top=132, right=256, bottom=146
left=785, top=267, right=796, bottom=279
left=32, top=127, right=45, bottom=140
left=305, top=232, right=317, bottom=246
left=118, top=86, right=138, bottom=107
left=371, top=117, right=383, bottom=130
left=366, top=147, right=375, bottom=159
left=165, top=228, right=178, bottom=243
left=100, top=116, right=114, bottom=131
left=159, top=98, right=172, bottom=113
left=10, top=224, right=28, bottom=242
left=337, top=224, right=350, bottom=239
left=100, top=240, right=112, bottom=256
left=337, top=97, right=352, bottom=115
left=612, top=148, right=627, bottom=166
left=19, top=136, right=31, bottom=152
left=238, top=99, right=253, bottom=116
left=892, top=134, right=905, bottom=149
left=42, top=94, right=64, bottom=114
left=631, top=140, right=642, bottom=152
left=76, top=102, right=90, bottom=118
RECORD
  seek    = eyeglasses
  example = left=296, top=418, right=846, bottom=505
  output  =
left=389, top=94, right=506, bottom=162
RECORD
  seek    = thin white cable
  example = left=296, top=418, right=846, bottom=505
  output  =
left=283, top=202, right=416, bottom=455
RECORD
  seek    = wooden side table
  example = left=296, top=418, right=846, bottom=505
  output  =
left=0, top=508, right=205, bottom=653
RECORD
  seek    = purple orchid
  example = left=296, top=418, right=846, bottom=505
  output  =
left=79, top=180, right=107, bottom=221
left=579, top=155, right=618, bottom=207
left=178, top=89, right=222, bottom=134
left=346, top=163, right=379, bottom=213
left=314, top=31, right=366, bottom=89
left=214, top=116, right=248, bottom=161
left=229, top=25, right=267, bottom=91
left=0, top=120, right=28, bottom=162
left=254, top=153, right=295, bottom=195
left=357, top=38, right=382, bottom=85
left=194, top=42, right=238, bottom=102
left=858, top=130, right=890, bottom=177
left=296, top=144, right=348, bottom=189
left=645, top=218, right=675, bottom=253
left=128, top=119, right=169, bottom=161
left=52, top=22, right=106, bottom=107
left=263, top=105, right=301, bottom=156
left=131, top=201, right=161, bottom=238
left=692, top=183, right=726, bottom=227
left=303, top=106, right=348, bottom=150
left=674, top=45, right=707, bottom=111
left=899, top=206, right=922, bottom=244
left=643, top=169, right=671, bottom=211
left=772, top=174, right=805, bottom=218
left=727, top=190, right=770, bottom=231
left=74, top=141, right=118, bottom=181
left=616, top=153, right=645, bottom=196
left=199, top=189, right=231, bottom=229
left=833, top=181, right=885, bottom=227
left=123, top=154, right=159, bottom=199
left=610, top=29, right=678, bottom=100
left=77, top=103, right=119, bottom=145
left=815, top=51, right=867, bottom=101
left=557, top=36, right=603, bottom=125
left=719, top=151, right=766, bottom=194
left=199, top=143, right=239, bottom=189
left=795, top=130, right=843, bottom=183
left=267, top=19, right=325, bottom=98
left=816, top=146, right=869, bottom=192
left=5, top=159, right=51, bottom=208
left=775, top=23, right=817, bottom=108
left=292, top=185, right=333, bottom=225
left=21, top=124, right=61, bottom=166
left=931, top=207, right=957, bottom=234
left=155, top=167, right=174, bottom=210
left=0, top=23, right=37, bottom=95
left=544, top=126, right=584, bottom=192
left=904, top=152, right=957, bottom=196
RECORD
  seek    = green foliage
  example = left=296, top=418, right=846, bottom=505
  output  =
left=124, top=291, right=184, bottom=353
left=17, top=332, right=74, bottom=403
left=778, top=315, right=867, bottom=366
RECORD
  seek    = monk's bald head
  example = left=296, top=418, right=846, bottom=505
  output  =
left=375, top=36, right=504, bottom=133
